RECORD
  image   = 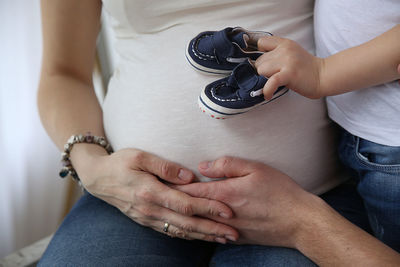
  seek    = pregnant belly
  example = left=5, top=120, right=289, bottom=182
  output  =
left=103, top=71, right=347, bottom=195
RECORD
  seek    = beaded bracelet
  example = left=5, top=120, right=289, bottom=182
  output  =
left=59, top=132, right=113, bottom=182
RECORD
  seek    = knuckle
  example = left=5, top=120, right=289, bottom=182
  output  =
left=131, top=150, right=146, bottom=166
left=178, top=203, right=194, bottom=216
left=180, top=223, right=195, bottom=233
left=160, top=161, right=172, bottom=178
left=205, top=201, right=219, bottom=216
left=167, top=227, right=178, bottom=238
left=177, top=232, right=188, bottom=239
left=137, top=205, right=153, bottom=218
left=174, top=229, right=187, bottom=239
left=270, top=75, right=281, bottom=85
left=136, top=188, right=153, bottom=202
left=219, top=156, right=233, bottom=169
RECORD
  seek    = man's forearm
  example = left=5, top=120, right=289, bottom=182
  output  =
left=295, top=196, right=400, bottom=266
left=320, top=24, right=400, bottom=96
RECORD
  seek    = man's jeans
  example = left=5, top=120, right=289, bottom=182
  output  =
left=338, top=127, right=400, bottom=251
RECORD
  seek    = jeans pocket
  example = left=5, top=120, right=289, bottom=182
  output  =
left=355, top=137, right=400, bottom=173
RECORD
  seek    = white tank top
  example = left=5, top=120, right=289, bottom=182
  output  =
left=315, top=0, right=400, bottom=146
left=101, top=0, right=348, bottom=194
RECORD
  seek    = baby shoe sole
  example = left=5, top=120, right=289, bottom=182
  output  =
left=199, top=87, right=289, bottom=119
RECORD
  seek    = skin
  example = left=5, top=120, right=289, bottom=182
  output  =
left=255, top=24, right=400, bottom=100
left=175, top=156, right=400, bottom=266
left=38, top=0, right=238, bottom=244
left=38, top=0, right=400, bottom=264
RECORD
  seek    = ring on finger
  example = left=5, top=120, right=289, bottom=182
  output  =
left=163, top=222, right=170, bottom=233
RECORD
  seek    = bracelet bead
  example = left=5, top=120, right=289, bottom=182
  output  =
left=59, top=132, right=113, bottom=182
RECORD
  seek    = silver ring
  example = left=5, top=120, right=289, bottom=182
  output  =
left=163, top=222, right=170, bottom=233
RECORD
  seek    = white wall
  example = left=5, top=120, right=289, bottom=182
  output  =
left=0, top=0, right=67, bottom=257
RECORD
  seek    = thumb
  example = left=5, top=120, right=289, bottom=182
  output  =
left=133, top=150, right=195, bottom=185
left=198, top=156, right=254, bottom=179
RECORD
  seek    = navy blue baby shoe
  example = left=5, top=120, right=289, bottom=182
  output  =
left=186, top=27, right=272, bottom=75
left=198, top=60, right=288, bottom=119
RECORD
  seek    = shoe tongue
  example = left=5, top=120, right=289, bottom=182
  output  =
left=230, top=61, right=262, bottom=99
left=208, top=28, right=248, bottom=59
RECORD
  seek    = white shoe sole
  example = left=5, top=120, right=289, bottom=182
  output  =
left=199, top=87, right=289, bottom=119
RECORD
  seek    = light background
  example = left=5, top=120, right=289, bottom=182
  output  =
left=0, top=0, right=67, bottom=257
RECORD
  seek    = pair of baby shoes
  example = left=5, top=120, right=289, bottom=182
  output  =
left=186, top=27, right=288, bottom=119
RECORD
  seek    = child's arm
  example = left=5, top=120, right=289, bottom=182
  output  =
left=256, top=24, right=400, bottom=100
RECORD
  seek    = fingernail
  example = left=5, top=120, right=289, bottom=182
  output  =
left=178, top=169, right=193, bottom=181
left=219, top=212, right=230, bottom=219
left=199, top=161, right=211, bottom=170
left=225, top=235, right=237, bottom=242
left=215, top=237, right=227, bottom=244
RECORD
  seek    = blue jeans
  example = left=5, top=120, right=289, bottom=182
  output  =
left=338, top=127, right=400, bottom=251
left=38, top=178, right=373, bottom=266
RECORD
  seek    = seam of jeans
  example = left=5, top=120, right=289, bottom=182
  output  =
left=354, top=136, right=400, bottom=172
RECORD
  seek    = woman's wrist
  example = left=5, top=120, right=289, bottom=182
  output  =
left=69, top=143, right=110, bottom=185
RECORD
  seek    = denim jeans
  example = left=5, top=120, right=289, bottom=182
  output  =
left=337, top=127, right=400, bottom=251
left=38, top=176, right=374, bottom=267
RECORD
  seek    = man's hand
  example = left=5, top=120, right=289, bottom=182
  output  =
left=175, top=156, right=316, bottom=248
left=175, top=156, right=400, bottom=266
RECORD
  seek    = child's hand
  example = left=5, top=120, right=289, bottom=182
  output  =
left=255, top=36, right=325, bottom=100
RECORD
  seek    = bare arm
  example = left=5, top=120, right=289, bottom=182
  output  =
left=320, top=24, right=400, bottom=96
left=176, top=157, right=400, bottom=266
left=38, top=0, right=238, bottom=243
left=296, top=198, right=400, bottom=266
left=256, top=24, right=400, bottom=99
left=39, top=0, right=104, bottom=149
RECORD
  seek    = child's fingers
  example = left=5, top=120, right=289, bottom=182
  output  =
left=257, top=36, right=283, bottom=52
left=263, top=72, right=288, bottom=100
left=255, top=54, right=281, bottom=78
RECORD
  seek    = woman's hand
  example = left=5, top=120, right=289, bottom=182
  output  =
left=70, top=146, right=239, bottom=244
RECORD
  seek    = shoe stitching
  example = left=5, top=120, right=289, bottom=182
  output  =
left=211, top=83, right=240, bottom=102
left=192, top=34, right=216, bottom=61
